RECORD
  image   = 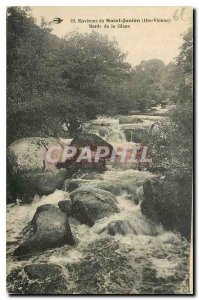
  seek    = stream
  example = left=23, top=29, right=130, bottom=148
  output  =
left=6, top=110, right=191, bottom=294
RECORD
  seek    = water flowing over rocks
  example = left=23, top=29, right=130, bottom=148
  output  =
left=7, top=114, right=191, bottom=295
left=62, top=169, right=155, bottom=196
left=7, top=185, right=190, bottom=294
left=14, top=204, right=75, bottom=257
left=98, top=216, right=162, bottom=237
left=100, top=220, right=132, bottom=236
left=7, top=263, right=69, bottom=294
left=61, top=237, right=189, bottom=294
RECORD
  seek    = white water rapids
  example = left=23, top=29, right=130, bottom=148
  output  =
left=6, top=115, right=191, bottom=294
left=7, top=178, right=190, bottom=294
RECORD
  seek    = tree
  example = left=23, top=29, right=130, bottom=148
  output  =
left=56, top=31, right=132, bottom=114
left=126, top=59, right=168, bottom=112
left=150, top=28, right=193, bottom=176
left=7, top=8, right=133, bottom=142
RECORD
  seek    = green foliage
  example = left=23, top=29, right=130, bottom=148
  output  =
left=7, top=7, right=192, bottom=146
left=150, top=28, right=193, bottom=176
left=7, top=8, right=133, bottom=142
left=128, top=59, right=182, bottom=111
left=60, top=31, right=131, bottom=93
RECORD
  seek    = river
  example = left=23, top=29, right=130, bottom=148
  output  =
left=6, top=111, right=191, bottom=294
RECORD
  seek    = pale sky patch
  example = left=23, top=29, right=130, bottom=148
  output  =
left=30, top=6, right=193, bottom=66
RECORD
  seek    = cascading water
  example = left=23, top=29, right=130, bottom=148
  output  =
left=104, top=129, right=127, bottom=145
left=7, top=186, right=190, bottom=294
left=7, top=115, right=191, bottom=294
left=82, top=116, right=127, bottom=145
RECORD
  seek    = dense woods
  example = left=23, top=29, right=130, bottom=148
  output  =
left=150, top=28, right=193, bottom=177
left=7, top=7, right=193, bottom=176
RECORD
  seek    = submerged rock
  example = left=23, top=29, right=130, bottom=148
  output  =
left=8, top=233, right=190, bottom=294
left=7, top=263, right=68, bottom=294
left=66, top=238, right=133, bottom=294
left=64, top=236, right=189, bottom=294
left=24, top=263, right=63, bottom=280
left=14, top=204, right=74, bottom=257
left=7, top=137, right=68, bottom=202
left=98, top=214, right=162, bottom=237
left=105, top=220, right=132, bottom=236
left=141, top=175, right=192, bottom=240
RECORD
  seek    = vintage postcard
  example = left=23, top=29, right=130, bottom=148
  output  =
left=6, top=6, right=193, bottom=295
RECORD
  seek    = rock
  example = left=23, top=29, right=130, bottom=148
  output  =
left=72, top=200, right=95, bottom=227
left=62, top=170, right=155, bottom=196
left=62, top=177, right=98, bottom=193
left=7, top=263, right=68, bottom=294
left=62, top=179, right=82, bottom=192
left=7, top=137, right=68, bottom=201
left=69, top=187, right=119, bottom=225
left=141, top=174, right=192, bottom=240
left=107, top=220, right=131, bottom=236
left=140, top=180, right=160, bottom=223
left=101, top=220, right=132, bottom=236
left=14, top=204, right=74, bottom=257
left=98, top=215, right=161, bottom=237
left=58, top=160, right=106, bottom=174
left=58, top=200, right=73, bottom=216
left=56, top=134, right=114, bottom=175
left=24, top=263, right=63, bottom=280
left=58, top=199, right=95, bottom=227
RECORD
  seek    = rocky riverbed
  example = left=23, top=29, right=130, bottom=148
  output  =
left=6, top=110, right=192, bottom=295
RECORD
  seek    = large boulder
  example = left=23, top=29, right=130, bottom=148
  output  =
left=70, top=187, right=119, bottom=217
left=7, top=137, right=68, bottom=201
left=14, top=204, right=74, bottom=257
left=66, top=187, right=119, bottom=225
left=7, top=263, right=68, bottom=294
left=141, top=174, right=192, bottom=240
left=56, top=134, right=114, bottom=175
left=58, top=199, right=95, bottom=227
